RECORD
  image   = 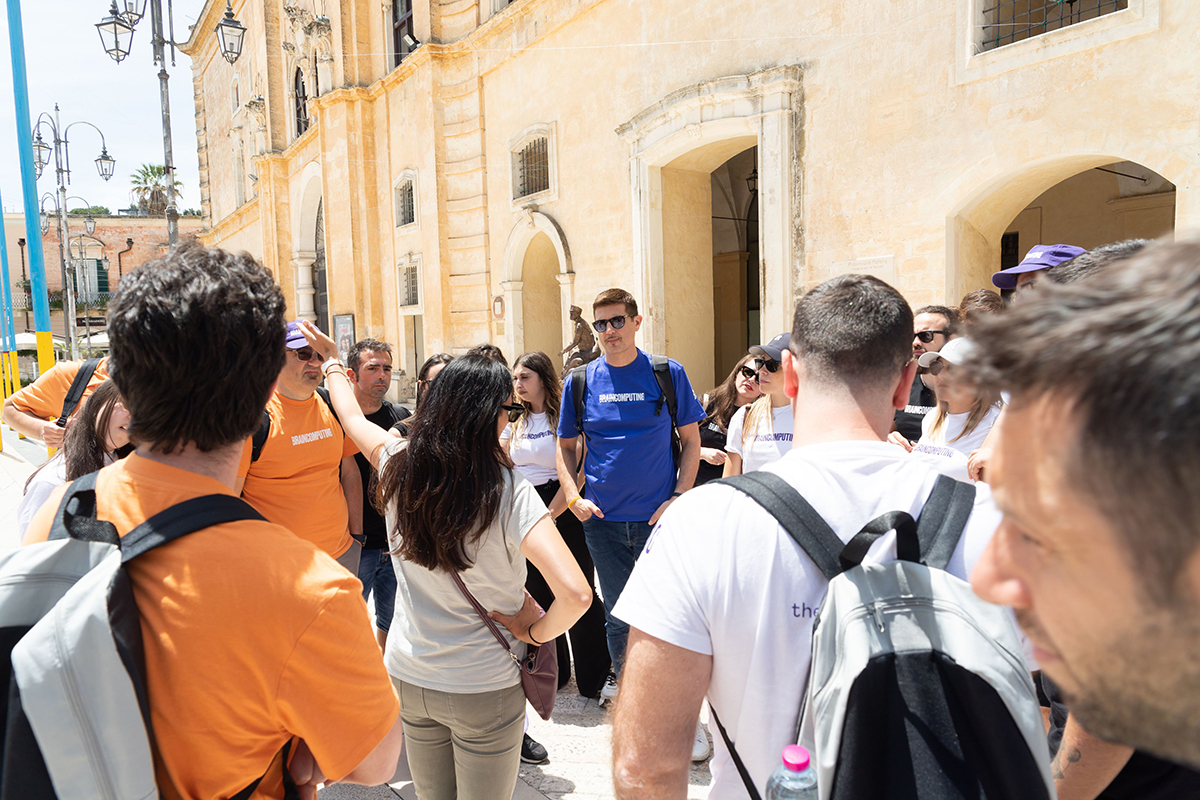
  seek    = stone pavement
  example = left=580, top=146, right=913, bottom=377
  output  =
left=0, top=424, right=715, bottom=800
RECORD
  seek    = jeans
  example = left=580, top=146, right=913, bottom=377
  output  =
left=357, top=547, right=397, bottom=632
left=581, top=517, right=654, bottom=676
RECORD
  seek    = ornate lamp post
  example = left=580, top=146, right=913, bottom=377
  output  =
left=96, top=0, right=245, bottom=250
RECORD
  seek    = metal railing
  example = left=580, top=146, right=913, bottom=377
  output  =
left=980, top=0, right=1127, bottom=52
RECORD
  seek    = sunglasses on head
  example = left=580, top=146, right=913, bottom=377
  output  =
left=754, top=357, right=781, bottom=373
left=291, top=347, right=320, bottom=362
left=592, top=315, right=629, bottom=333
left=738, top=365, right=760, bottom=382
left=915, top=330, right=950, bottom=344
left=502, top=403, right=525, bottom=424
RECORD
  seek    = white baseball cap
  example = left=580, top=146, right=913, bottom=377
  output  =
left=917, top=336, right=977, bottom=369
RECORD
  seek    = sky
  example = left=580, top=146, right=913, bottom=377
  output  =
left=0, top=0, right=211, bottom=216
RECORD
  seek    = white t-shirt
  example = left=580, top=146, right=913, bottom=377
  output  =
left=378, top=438, right=550, bottom=693
left=725, top=403, right=794, bottom=473
left=911, top=405, right=1002, bottom=481
left=17, top=455, right=68, bottom=538
left=501, top=411, right=558, bottom=485
left=613, top=441, right=1009, bottom=800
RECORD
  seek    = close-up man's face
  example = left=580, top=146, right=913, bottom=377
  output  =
left=279, top=345, right=323, bottom=393
left=351, top=350, right=393, bottom=401
left=593, top=303, right=641, bottom=357
left=971, top=396, right=1200, bottom=765
left=913, top=313, right=951, bottom=358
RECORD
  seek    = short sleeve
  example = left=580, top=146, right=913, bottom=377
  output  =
left=341, top=432, right=360, bottom=458
left=275, top=578, right=400, bottom=781
left=612, top=498, right=713, bottom=655
left=670, top=362, right=708, bottom=427
left=508, top=472, right=550, bottom=546
left=725, top=407, right=747, bottom=456
left=500, top=423, right=512, bottom=442
left=557, top=372, right=580, bottom=438
left=9, top=363, right=73, bottom=419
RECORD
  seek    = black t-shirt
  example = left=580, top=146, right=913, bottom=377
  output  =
left=357, top=400, right=411, bottom=550
left=1041, top=674, right=1200, bottom=799
left=893, top=375, right=936, bottom=442
left=696, top=415, right=728, bottom=486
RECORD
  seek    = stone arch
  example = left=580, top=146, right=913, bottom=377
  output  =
left=499, top=210, right=573, bottom=362
left=292, top=161, right=324, bottom=321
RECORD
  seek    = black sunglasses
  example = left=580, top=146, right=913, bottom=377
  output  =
left=738, top=365, right=760, bottom=382
left=915, top=330, right=950, bottom=344
left=291, top=347, right=320, bottom=362
left=502, top=403, right=525, bottom=424
left=754, top=357, right=781, bottom=373
left=592, top=315, right=629, bottom=333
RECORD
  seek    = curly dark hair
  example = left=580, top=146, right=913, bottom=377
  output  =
left=106, top=242, right=286, bottom=454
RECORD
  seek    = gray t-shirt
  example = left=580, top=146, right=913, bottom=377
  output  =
left=379, top=438, right=550, bottom=693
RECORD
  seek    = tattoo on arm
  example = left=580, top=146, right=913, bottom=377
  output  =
left=1051, top=747, right=1082, bottom=781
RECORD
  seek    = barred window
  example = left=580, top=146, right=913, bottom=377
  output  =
left=400, top=261, right=420, bottom=307
left=395, top=180, right=415, bottom=227
left=981, top=0, right=1128, bottom=52
left=516, top=137, right=550, bottom=198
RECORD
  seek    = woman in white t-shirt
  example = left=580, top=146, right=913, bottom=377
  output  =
left=910, top=337, right=1002, bottom=481
left=724, top=333, right=796, bottom=476
left=301, top=325, right=592, bottom=800
left=504, top=352, right=611, bottom=690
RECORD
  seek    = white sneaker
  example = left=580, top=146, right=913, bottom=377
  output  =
left=598, top=673, right=618, bottom=707
left=692, top=722, right=711, bottom=762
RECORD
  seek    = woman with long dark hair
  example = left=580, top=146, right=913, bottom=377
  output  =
left=17, top=380, right=131, bottom=535
left=505, top=351, right=611, bottom=704
left=695, top=354, right=761, bottom=485
left=301, top=324, right=591, bottom=800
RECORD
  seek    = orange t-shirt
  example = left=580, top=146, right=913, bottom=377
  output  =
left=237, top=391, right=359, bottom=557
left=24, top=454, right=399, bottom=800
left=7, top=357, right=109, bottom=420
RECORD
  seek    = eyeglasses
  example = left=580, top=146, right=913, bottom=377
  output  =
left=502, top=403, right=525, bottom=424
left=754, top=357, right=781, bottom=373
left=592, top=315, right=629, bottom=333
left=915, top=330, right=950, bottom=344
left=738, top=365, right=759, bottom=382
left=291, top=347, right=319, bottom=362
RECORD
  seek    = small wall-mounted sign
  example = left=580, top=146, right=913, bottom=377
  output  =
left=492, top=295, right=505, bottom=319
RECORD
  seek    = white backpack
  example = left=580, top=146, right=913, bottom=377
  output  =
left=712, top=472, right=1055, bottom=800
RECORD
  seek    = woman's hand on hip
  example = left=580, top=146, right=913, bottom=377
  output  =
left=489, top=590, right=544, bottom=645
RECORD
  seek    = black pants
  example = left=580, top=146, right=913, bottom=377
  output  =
left=528, top=480, right=612, bottom=697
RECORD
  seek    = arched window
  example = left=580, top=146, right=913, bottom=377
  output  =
left=294, top=69, right=309, bottom=136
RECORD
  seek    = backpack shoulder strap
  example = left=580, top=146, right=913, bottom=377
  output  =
left=570, top=364, right=588, bottom=439
left=47, top=469, right=119, bottom=545
left=250, top=409, right=271, bottom=463
left=916, top=475, right=978, bottom=570
left=56, top=357, right=101, bottom=426
left=120, top=495, right=266, bottom=563
left=315, top=386, right=340, bottom=425
left=650, top=354, right=678, bottom=424
left=710, top=708, right=764, bottom=800
left=715, top=472, right=844, bottom=581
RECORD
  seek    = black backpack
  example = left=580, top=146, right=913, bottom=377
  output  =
left=571, top=354, right=680, bottom=468
left=55, top=357, right=101, bottom=428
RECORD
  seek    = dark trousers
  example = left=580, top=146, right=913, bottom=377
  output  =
left=527, top=480, right=612, bottom=697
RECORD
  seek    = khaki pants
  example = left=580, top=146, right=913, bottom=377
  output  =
left=392, top=677, right=525, bottom=800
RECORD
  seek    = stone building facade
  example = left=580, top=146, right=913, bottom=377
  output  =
left=181, top=0, right=1192, bottom=394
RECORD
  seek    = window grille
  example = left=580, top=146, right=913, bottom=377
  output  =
left=401, top=262, right=420, bottom=307
left=516, top=137, right=550, bottom=198
left=396, top=180, right=415, bottom=226
left=393, top=0, right=415, bottom=68
left=294, top=69, right=309, bottom=136
left=981, top=0, right=1128, bottom=52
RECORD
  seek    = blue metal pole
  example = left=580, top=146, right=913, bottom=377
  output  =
left=0, top=188, right=13, bottom=353
left=5, top=0, right=54, bottom=374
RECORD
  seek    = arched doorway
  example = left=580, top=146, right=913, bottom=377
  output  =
left=499, top=210, right=574, bottom=367
left=313, top=200, right=330, bottom=334
left=711, top=147, right=759, bottom=384
left=520, top=232, right=563, bottom=359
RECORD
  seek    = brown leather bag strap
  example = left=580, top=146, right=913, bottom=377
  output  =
left=450, top=571, right=516, bottom=656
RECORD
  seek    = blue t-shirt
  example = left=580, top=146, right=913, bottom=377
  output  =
left=558, top=350, right=706, bottom=521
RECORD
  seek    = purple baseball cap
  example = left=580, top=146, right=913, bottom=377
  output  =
left=991, top=244, right=1086, bottom=290
left=284, top=321, right=310, bottom=349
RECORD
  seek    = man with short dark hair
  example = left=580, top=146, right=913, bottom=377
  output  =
left=556, top=288, right=706, bottom=710
left=1045, top=239, right=1150, bottom=285
left=23, top=243, right=402, bottom=798
left=992, top=243, right=1086, bottom=294
left=892, top=304, right=959, bottom=444
left=236, top=321, right=364, bottom=573
left=970, top=239, right=1200, bottom=775
left=611, top=275, right=1008, bottom=799
left=347, top=338, right=410, bottom=650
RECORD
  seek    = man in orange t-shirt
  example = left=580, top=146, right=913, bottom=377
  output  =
left=2, top=356, right=109, bottom=446
left=236, top=322, right=365, bottom=573
left=25, top=244, right=401, bottom=799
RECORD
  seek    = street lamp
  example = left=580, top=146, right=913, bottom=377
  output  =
left=216, top=1, right=247, bottom=64
left=98, top=0, right=246, bottom=250
left=95, top=1, right=135, bottom=64
left=32, top=133, right=50, bottom=176
left=39, top=211, right=49, bottom=237
left=84, top=215, right=97, bottom=236
left=95, top=149, right=116, bottom=181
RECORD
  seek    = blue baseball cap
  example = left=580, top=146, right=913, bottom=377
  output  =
left=992, top=244, right=1086, bottom=290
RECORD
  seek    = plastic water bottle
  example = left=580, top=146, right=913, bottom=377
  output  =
left=764, top=744, right=818, bottom=799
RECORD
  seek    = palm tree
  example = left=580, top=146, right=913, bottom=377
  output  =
left=130, top=164, right=183, bottom=216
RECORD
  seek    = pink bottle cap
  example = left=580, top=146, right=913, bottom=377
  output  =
left=781, top=744, right=810, bottom=772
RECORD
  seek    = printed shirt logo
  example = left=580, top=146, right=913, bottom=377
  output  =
left=291, top=428, right=334, bottom=446
left=598, top=392, right=646, bottom=403
left=905, top=405, right=935, bottom=415
left=913, top=442, right=956, bottom=459
left=523, top=430, right=555, bottom=440
left=752, top=432, right=793, bottom=443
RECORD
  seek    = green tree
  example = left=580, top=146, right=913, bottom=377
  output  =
left=130, top=164, right=183, bottom=216
left=68, top=205, right=111, bottom=215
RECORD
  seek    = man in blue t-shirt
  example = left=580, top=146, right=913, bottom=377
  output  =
left=556, top=288, right=706, bottom=689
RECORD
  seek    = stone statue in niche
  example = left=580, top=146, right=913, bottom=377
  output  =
left=561, top=305, right=599, bottom=375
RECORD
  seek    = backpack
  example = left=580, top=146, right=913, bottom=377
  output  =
left=251, top=387, right=339, bottom=464
left=570, top=354, right=680, bottom=468
left=0, top=472, right=300, bottom=799
left=711, top=471, right=1054, bottom=800
left=55, top=357, right=101, bottom=427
